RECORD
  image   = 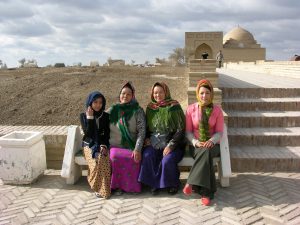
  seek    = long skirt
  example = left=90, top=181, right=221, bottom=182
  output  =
left=83, top=146, right=111, bottom=199
left=187, top=144, right=220, bottom=198
left=110, top=147, right=141, bottom=193
left=138, top=146, right=184, bottom=189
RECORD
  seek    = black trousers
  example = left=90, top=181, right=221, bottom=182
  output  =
left=187, top=145, right=220, bottom=198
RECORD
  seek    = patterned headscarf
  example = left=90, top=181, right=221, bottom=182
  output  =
left=196, top=79, right=214, bottom=142
left=196, top=79, right=214, bottom=107
left=118, top=81, right=136, bottom=103
left=147, top=82, right=179, bottom=109
left=146, top=82, right=185, bottom=134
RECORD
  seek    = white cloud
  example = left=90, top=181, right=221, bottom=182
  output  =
left=0, top=0, right=299, bottom=67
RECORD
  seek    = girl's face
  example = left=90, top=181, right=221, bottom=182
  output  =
left=120, top=87, right=133, bottom=104
left=199, top=86, right=211, bottom=105
left=91, top=97, right=103, bottom=112
left=153, top=85, right=166, bottom=103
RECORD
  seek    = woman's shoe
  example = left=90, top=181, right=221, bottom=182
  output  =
left=168, top=187, right=178, bottom=195
left=151, top=188, right=159, bottom=196
left=201, top=196, right=211, bottom=206
left=114, top=189, right=123, bottom=196
left=183, top=184, right=192, bottom=196
left=94, top=192, right=102, bottom=198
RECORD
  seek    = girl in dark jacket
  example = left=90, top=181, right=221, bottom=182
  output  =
left=80, top=91, right=111, bottom=198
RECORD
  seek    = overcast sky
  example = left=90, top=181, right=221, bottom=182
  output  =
left=0, top=0, right=299, bottom=67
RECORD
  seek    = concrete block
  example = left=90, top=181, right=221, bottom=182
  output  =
left=0, top=131, right=46, bottom=184
left=61, top=126, right=83, bottom=184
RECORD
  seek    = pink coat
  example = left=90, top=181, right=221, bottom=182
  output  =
left=185, top=103, right=224, bottom=143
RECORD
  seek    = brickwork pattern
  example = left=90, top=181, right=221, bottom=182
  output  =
left=1, top=171, right=300, bottom=225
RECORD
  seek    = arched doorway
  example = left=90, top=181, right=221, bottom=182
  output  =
left=195, top=43, right=213, bottom=59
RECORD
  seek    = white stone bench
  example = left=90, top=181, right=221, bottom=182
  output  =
left=61, top=124, right=231, bottom=187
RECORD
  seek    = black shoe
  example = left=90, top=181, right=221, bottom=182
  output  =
left=151, top=188, right=159, bottom=196
left=168, top=187, right=178, bottom=195
left=114, top=189, right=123, bottom=196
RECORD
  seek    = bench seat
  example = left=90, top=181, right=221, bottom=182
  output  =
left=61, top=125, right=231, bottom=187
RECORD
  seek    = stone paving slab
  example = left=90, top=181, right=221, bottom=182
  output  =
left=1, top=170, right=300, bottom=225
left=218, top=69, right=300, bottom=88
left=0, top=126, right=68, bottom=136
left=223, top=97, right=300, bottom=103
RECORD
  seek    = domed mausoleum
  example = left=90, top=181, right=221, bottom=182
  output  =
left=185, top=26, right=266, bottom=62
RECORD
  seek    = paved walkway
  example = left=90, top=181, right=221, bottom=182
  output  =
left=1, top=70, right=300, bottom=224
left=1, top=170, right=300, bottom=225
left=218, top=68, right=300, bottom=88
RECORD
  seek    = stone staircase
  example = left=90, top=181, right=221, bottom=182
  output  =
left=225, top=61, right=300, bottom=78
left=222, top=88, right=300, bottom=172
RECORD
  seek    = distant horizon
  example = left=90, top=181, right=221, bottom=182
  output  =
left=1, top=0, right=299, bottom=67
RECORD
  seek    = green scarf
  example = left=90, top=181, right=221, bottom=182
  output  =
left=146, top=82, right=185, bottom=134
left=110, top=101, right=139, bottom=150
left=146, top=104, right=185, bottom=134
left=199, top=104, right=213, bottom=142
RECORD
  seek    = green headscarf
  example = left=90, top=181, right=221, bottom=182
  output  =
left=146, top=82, right=185, bottom=134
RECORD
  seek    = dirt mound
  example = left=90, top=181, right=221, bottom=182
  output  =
left=0, top=66, right=187, bottom=125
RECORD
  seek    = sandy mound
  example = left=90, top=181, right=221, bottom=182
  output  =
left=0, top=66, right=187, bottom=125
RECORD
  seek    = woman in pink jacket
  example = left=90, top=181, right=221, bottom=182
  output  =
left=183, top=79, right=224, bottom=206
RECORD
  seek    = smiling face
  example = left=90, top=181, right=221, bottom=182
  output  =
left=198, top=86, right=211, bottom=105
left=153, top=85, right=166, bottom=103
left=120, top=87, right=133, bottom=104
left=91, top=97, right=103, bottom=112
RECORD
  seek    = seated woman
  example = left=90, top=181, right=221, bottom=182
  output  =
left=80, top=91, right=111, bottom=199
left=108, top=81, right=146, bottom=194
left=183, top=79, right=224, bottom=206
left=139, top=82, right=185, bottom=195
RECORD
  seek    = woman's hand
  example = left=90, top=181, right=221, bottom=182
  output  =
left=195, top=141, right=204, bottom=148
left=203, top=140, right=214, bottom=148
left=86, top=106, right=94, bottom=117
left=144, top=138, right=151, bottom=147
left=100, top=146, right=108, bottom=156
left=132, top=150, right=141, bottom=163
left=163, top=146, right=172, bottom=156
left=196, top=140, right=214, bottom=149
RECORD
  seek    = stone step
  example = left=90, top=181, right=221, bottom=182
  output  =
left=230, top=146, right=300, bottom=172
left=228, top=127, right=300, bottom=146
left=221, top=88, right=300, bottom=98
left=188, top=72, right=218, bottom=87
left=227, top=111, right=300, bottom=128
left=187, top=87, right=222, bottom=105
left=189, top=59, right=217, bottom=72
left=222, top=97, right=300, bottom=111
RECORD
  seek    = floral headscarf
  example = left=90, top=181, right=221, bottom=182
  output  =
left=196, top=79, right=214, bottom=107
left=146, top=82, right=185, bottom=134
left=196, top=79, right=214, bottom=142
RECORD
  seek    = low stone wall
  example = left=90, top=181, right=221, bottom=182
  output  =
left=224, top=61, right=300, bottom=78
left=0, top=126, right=68, bottom=169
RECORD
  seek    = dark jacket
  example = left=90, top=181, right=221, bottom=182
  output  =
left=80, top=112, right=110, bottom=158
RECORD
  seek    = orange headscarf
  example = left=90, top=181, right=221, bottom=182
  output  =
left=196, top=79, right=214, bottom=107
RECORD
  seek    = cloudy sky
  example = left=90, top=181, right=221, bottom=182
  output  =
left=0, top=0, right=299, bottom=67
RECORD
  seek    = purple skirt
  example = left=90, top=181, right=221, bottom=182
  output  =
left=110, top=147, right=141, bottom=193
left=138, top=146, right=184, bottom=189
